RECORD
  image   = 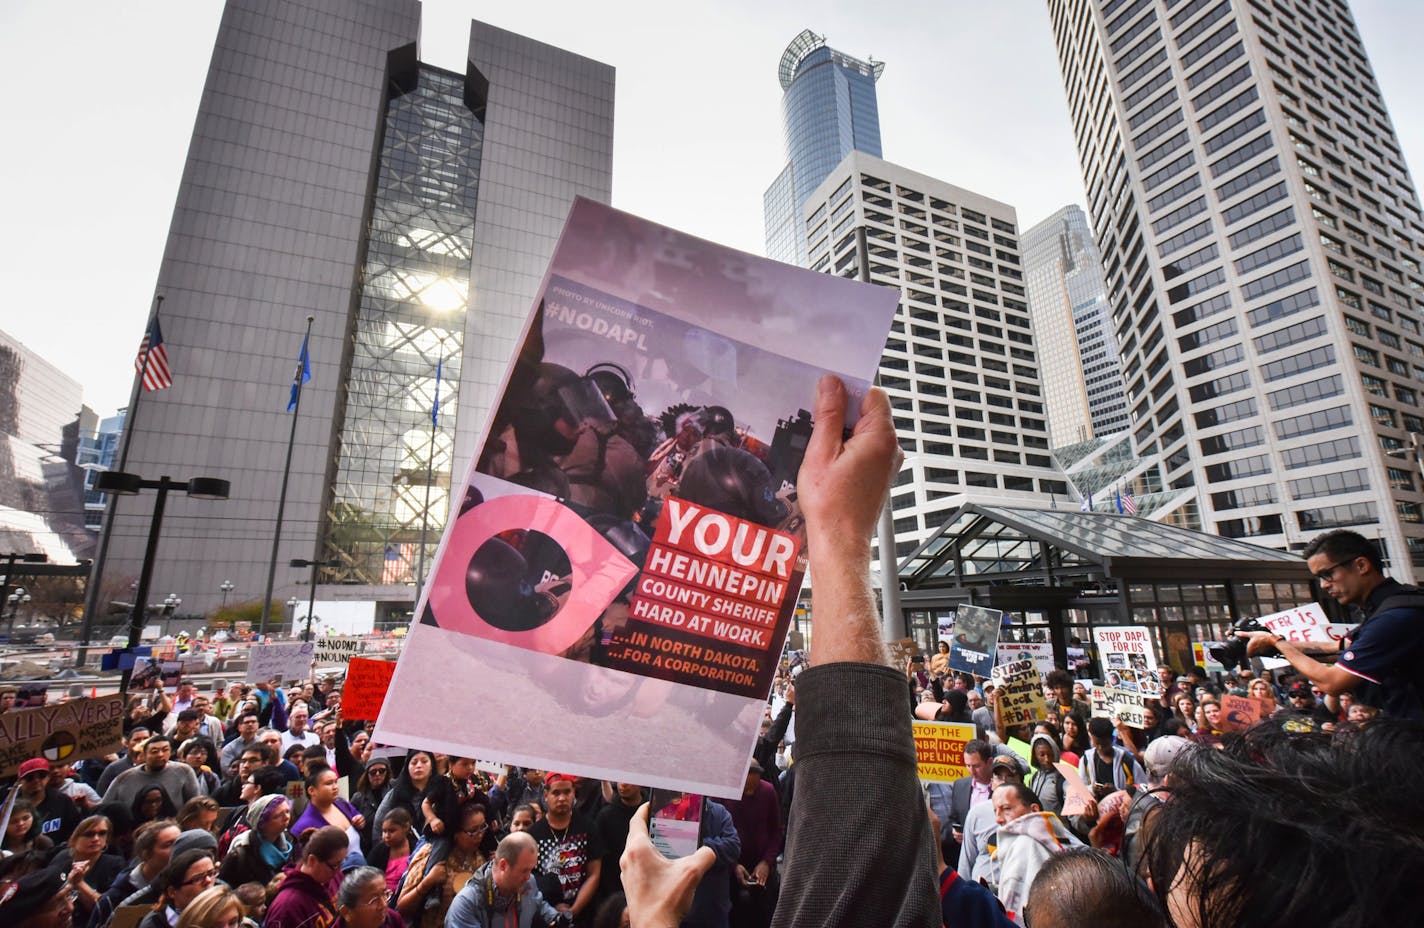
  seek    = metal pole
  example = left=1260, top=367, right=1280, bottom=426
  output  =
left=416, top=338, right=445, bottom=592
left=119, top=477, right=172, bottom=695
left=260, top=316, right=314, bottom=636
left=305, top=562, right=319, bottom=643
left=854, top=226, right=904, bottom=640
left=78, top=295, right=163, bottom=666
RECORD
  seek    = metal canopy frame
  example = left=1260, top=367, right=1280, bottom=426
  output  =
left=900, top=504, right=1309, bottom=592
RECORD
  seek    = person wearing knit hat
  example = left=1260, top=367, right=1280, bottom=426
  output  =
left=218, top=795, right=297, bottom=888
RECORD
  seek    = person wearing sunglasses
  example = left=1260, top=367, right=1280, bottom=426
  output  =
left=47, top=814, right=123, bottom=924
left=1240, top=529, right=1424, bottom=722
left=15, top=757, right=81, bottom=844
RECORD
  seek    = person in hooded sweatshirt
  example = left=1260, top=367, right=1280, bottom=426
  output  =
left=1026, top=733, right=1067, bottom=816
left=264, top=826, right=349, bottom=928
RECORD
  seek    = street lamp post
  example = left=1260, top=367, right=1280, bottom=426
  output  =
left=95, top=471, right=230, bottom=692
left=6, top=587, right=31, bottom=632
left=1, top=552, right=47, bottom=636
left=290, top=558, right=340, bottom=642
left=219, top=580, right=234, bottom=611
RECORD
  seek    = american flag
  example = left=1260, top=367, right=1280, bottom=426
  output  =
left=381, top=543, right=415, bottom=584
left=1123, top=483, right=1139, bottom=515
left=135, top=318, right=173, bottom=391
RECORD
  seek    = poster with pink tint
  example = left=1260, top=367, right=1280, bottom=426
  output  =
left=374, top=198, right=898, bottom=798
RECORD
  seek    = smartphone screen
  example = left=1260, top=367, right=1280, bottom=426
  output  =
left=647, top=789, right=703, bottom=859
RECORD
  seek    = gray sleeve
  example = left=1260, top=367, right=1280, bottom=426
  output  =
left=443, top=883, right=483, bottom=928
left=955, top=816, right=979, bottom=882
left=373, top=788, right=398, bottom=831
left=770, top=663, right=939, bottom=928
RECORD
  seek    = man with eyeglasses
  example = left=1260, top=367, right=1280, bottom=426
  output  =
left=264, top=825, right=349, bottom=928
left=1241, top=529, right=1424, bottom=721
left=16, top=757, right=82, bottom=843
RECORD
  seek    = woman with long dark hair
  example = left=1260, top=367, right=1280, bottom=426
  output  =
left=372, top=750, right=434, bottom=832
left=131, top=786, right=178, bottom=831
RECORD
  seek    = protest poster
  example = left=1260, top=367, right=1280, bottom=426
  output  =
left=314, top=636, right=373, bottom=666
left=1089, top=685, right=1111, bottom=719
left=887, top=637, right=920, bottom=668
left=375, top=198, right=898, bottom=797
left=1219, top=693, right=1269, bottom=732
left=245, top=641, right=316, bottom=683
left=342, top=657, right=397, bottom=721
left=1055, top=760, right=1095, bottom=817
left=1253, top=603, right=1354, bottom=670
left=947, top=604, right=1001, bottom=678
left=991, top=659, right=1048, bottom=726
left=912, top=721, right=975, bottom=783
left=100, top=646, right=151, bottom=672
left=130, top=657, right=182, bottom=691
left=996, top=641, right=1055, bottom=674
left=936, top=613, right=955, bottom=648
left=1092, top=625, right=1160, bottom=728
left=0, top=695, right=125, bottom=777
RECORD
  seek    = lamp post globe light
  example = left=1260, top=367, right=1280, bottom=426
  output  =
left=1, top=552, right=47, bottom=635
left=6, top=587, right=30, bottom=631
left=219, top=580, right=234, bottom=610
left=92, top=470, right=230, bottom=691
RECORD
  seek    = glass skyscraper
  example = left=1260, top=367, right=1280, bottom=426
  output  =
left=764, top=30, right=884, bottom=265
left=102, top=0, right=614, bottom=619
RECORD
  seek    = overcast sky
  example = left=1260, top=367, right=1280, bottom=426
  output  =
left=3, top=0, right=1421, bottom=418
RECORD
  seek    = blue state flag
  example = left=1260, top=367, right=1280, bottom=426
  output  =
left=287, top=333, right=311, bottom=412
left=431, top=356, right=442, bottom=426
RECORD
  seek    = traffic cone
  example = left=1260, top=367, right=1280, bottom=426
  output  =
left=90, top=687, right=97, bottom=698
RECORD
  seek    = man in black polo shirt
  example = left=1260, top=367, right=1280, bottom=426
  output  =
left=1245, top=530, right=1424, bottom=720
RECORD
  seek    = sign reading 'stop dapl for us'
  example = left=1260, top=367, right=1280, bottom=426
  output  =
left=374, top=198, right=899, bottom=797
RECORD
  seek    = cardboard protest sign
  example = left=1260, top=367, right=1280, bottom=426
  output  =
left=1055, top=760, right=1095, bottom=817
left=912, top=721, right=976, bottom=782
left=0, top=695, right=125, bottom=777
left=314, top=636, right=373, bottom=666
left=375, top=198, right=898, bottom=797
left=246, top=642, right=316, bottom=684
left=342, top=658, right=397, bottom=721
left=947, top=604, right=1001, bottom=677
left=936, top=614, right=955, bottom=648
left=887, top=637, right=920, bottom=668
left=1092, top=626, right=1160, bottom=728
left=996, top=641, right=1055, bottom=674
left=1089, top=685, right=1112, bottom=719
left=1219, top=693, right=1268, bottom=732
left=991, top=659, right=1048, bottom=726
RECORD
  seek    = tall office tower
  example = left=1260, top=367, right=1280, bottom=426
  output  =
left=1023, top=205, right=1132, bottom=445
left=0, top=329, right=95, bottom=562
left=78, top=409, right=127, bottom=532
left=803, top=154, right=1072, bottom=560
left=1048, top=0, right=1424, bottom=578
left=105, top=0, right=614, bottom=619
left=764, top=30, right=884, bottom=265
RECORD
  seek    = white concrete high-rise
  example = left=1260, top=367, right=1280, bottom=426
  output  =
left=1048, top=0, right=1424, bottom=577
left=1023, top=205, right=1132, bottom=446
left=802, top=154, right=1071, bottom=561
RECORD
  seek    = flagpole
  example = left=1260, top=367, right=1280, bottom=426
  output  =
left=76, top=294, right=163, bottom=667
left=259, top=315, right=314, bottom=637
left=415, top=336, right=446, bottom=592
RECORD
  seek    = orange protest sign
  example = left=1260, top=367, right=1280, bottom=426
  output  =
left=1219, top=693, right=1265, bottom=732
left=341, top=657, right=396, bottom=721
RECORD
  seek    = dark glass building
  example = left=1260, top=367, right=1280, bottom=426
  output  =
left=763, top=30, right=884, bottom=265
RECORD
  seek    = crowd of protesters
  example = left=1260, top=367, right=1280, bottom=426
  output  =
left=3, top=380, right=1421, bottom=928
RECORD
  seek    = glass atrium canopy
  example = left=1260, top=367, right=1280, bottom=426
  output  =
left=900, top=504, right=1308, bottom=589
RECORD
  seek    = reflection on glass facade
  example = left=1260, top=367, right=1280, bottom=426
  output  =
left=763, top=30, right=883, bottom=265
left=324, top=66, right=481, bottom=585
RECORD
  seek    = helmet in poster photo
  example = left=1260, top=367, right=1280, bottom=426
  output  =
left=676, top=444, right=788, bottom=528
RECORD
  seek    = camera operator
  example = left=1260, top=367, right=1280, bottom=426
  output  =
left=1241, top=530, right=1424, bottom=721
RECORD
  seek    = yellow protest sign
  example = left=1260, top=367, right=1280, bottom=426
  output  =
left=912, top=721, right=975, bottom=783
